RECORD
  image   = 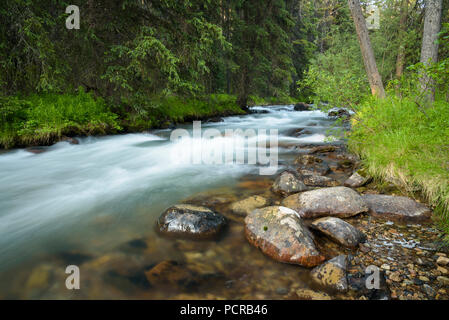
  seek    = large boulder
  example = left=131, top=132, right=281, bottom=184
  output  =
left=229, top=195, right=269, bottom=216
left=362, top=194, right=432, bottom=222
left=244, top=206, right=325, bottom=267
left=157, top=205, right=226, bottom=239
left=311, top=255, right=348, bottom=292
left=272, top=171, right=308, bottom=196
left=282, top=187, right=368, bottom=219
left=311, top=217, right=366, bottom=248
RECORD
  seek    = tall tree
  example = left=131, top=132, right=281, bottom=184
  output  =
left=347, top=0, right=386, bottom=98
left=419, top=0, right=443, bottom=103
left=395, top=0, right=409, bottom=80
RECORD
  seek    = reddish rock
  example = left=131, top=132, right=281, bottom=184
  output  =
left=245, top=206, right=324, bottom=267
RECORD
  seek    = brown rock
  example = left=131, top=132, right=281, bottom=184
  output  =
left=229, top=195, right=269, bottom=216
left=310, top=255, right=348, bottom=292
left=244, top=206, right=324, bottom=267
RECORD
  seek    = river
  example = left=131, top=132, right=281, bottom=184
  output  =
left=0, top=105, right=343, bottom=299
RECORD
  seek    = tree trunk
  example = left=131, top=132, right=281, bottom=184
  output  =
left=395, top=0, right=409, bottom=80
left=348, top=0, right=386, bottom=99
left=419, top=0, right=443, bottom=103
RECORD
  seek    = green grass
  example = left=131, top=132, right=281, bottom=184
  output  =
left=0, top=92, right=246, bottom=148
left=348, top=95, right=449, bottom=238
left=0, top=90, right=121, bottom=148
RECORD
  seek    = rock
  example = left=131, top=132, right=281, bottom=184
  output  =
left=437, top=276, right=449, bottom=285
left=294, top=154, right=322, bottom=166
left=310, top=145, right=337, bottom=154
left=381, top=264, right=391, bottom=271
left=271, top=171, right=308, bottom=196
left=229, top=195, right=269, bottom=216
left=26, top=147, right=47, bottom=154
left=423, top=284, right=436, bottom=298
left=60, top=136, right=79, bottom=145
left=344, top=171, right=371, bottom=188
left=389, top=272, right=402, bottom=282
left=436, top=256, right=449, bottom=266
left=437, top=266, right=448, bottom=275
left=298, top=164, right=330, bottom=177
left=303, top=174, right=339, bottom=187
left=328, top=108, right=351, bottom=120
left=362, top=194, right=432, bottom=222
left=244, top=206, right=325, bottom=267
left=295, top=288, right=332, bottom=300
left=282, top=187, right=368, bottom=219
left=144, top=260, right=221, bottom=289
left=294, top=102, right=312, bottom=111
left=311, top=217, right=366, bottom=247
left=157, top=204, right=226, bottom=239
left=310, top=255, right=348, bottom=292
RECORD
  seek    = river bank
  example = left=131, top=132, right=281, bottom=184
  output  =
left=0, top=105, right=447, bottom=300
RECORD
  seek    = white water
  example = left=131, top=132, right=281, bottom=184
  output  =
left=0, top=106, right=337, bottom=271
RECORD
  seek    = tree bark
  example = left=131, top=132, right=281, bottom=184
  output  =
left=395, top=0, right=409, bottom=80
left=419, top=0, right=443, bottom=103
left=348, top=0, right=386, bottom=99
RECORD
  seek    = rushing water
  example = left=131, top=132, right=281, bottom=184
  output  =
left=0, top=105, right=342, bottom=299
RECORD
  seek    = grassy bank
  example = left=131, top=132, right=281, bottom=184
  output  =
left=348, top=96, right=449, bottom=237
left=0, top=91, right=247, bottom=149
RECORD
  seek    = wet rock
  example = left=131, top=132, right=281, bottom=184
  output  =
left=328, top=108, right=351, bottom=120
left=272, top=171, right=308, bottom=196
left=362, top=194, right=432, bottom=222
left=282, top=187, right=368, bottom=219
left=303, top=174, right=339, bottom=187
left=344, top=171, right=371, bottom=188
left=436, top=256, right=449, bottom=266
left=295, top=288, right=332, bottom=300
left=423, top=284, right=436, bottom=298
left=157, top=205, right=226, bottom=239
left=229, top=195, right=269, bottom=216
left=294, top=154, right=323, bottom=166
left=244, top=206, right=325, bottom=267
left=294, top=102, right=312, bottom=111
left=310, top=255, right=348, bottom=292
left=437, top=276, right=449, bottom=285
left=26, top=147, right=47, bottom=154
left=60, top=136, right=79, bottom=145
left=311, top=217, right=366, bottom=248
left=310, top=145, right=337, bottom=154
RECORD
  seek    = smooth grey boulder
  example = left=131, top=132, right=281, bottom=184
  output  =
left=311, top=255, right=348, bottom=292
left=272, top=171, right=308, bottom=196
left=311, top=217, right=366, bottom=247
left=157, top=204, right=226, bottom=239
left=282, top=187, right=368, bottom=219
left=362, top=194, right=432, bottom=222
left=244, top=206, right=325, bottom=267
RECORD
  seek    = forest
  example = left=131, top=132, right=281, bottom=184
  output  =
left=0, top=0, right=449, bottom=301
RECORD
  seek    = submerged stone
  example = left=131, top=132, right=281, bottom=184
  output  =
left=229, top=195, right=269, bottom=216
